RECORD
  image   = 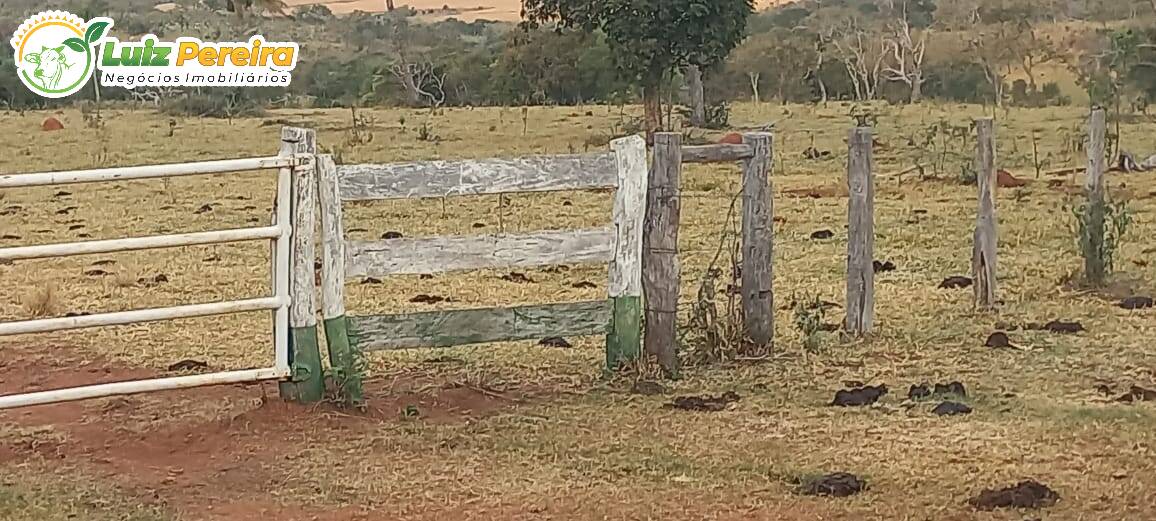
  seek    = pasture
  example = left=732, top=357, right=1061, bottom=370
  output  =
left=1, top=102, right=1156, bottom=520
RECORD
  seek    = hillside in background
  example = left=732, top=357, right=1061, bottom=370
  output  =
left=279, top=0, right=793, bottom=20
left=0, top=0, right=1152, bottom=112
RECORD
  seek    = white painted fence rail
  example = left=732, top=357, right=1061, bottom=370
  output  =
left=0, top=297, right=283, bottom=336
left=0, top=156, right=302, bottom=188
left=0, top=146, right=309, bottom=410
left=0, top=368, right=285, bottom=409
left=0, top=226, right=281, bottom=261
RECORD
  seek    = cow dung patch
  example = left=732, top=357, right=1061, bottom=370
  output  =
left=932, top=401, right=972, bottom=416
left=1119, top=296, right=1154, bottom=310
left=872, top=260, right=896, bottom=273
left=665, top=391, right=740, bottom=412
left=167, top=359, right=209, bottom=372
left=1115, top=385, right=1156, bottom=403
left=538, top=337, right=571, bottom=348
left=968, top=480, right=1059, bottom=511
left=810, top=229, right=835, bottom=240
left=985, top=332, right=1012, bottom=348
left=939, top=276, right=973, bottom=289
left=1043, top=320, right=1084, bottom=334
left=500, top=272, right=534, bottom=283
left=908, top=384, right=931, bottom=400
left=933, top=381, right=967, bottom=398
left=799, top=472, right=866, bottom=497
left=831, top=384, right=888, bottom=407
left=410, top=294, right=454, bottom=304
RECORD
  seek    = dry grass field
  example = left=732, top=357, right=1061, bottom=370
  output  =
left=1, top=101, right=1156, bottom=520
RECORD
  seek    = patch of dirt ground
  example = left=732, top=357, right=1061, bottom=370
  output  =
left=0, top=344, right=527, bottom=521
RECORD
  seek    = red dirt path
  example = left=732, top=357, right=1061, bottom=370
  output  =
left=0, top=344, right=519, bottom=521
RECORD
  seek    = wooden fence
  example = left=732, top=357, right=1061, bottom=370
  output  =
left=643, top=132, right=774, bottom=377
left=315, top=136, right=650, bottom=371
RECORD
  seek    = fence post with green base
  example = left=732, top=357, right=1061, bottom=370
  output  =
left=278, top=126, right=326, bottom=403
left=605, top=135, right=648, bottom=371
left=315, top=154, right=365, bottom=406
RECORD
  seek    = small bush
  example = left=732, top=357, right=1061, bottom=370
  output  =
left=1072, top=198, right=1132, bottom=286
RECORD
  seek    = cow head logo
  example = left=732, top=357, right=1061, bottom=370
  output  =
left=10, top=11, right=112, bottom=98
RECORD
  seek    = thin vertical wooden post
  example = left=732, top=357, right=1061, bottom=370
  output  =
left=316, top=154, right=363, bottom=407
left=741, top=132, right=774, bottom=352
left=606, top=135, right=648, bottom=371
left=279, top=127, right=325, bottom=403
left=643, top=132, right=682, bottom=378
left=1084, top=107, right=1108, bottom=285
left=972, top=118, right=998, bottom=309
left=845, top=126, right=875, bottom=336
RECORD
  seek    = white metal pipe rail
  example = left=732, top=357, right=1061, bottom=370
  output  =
left=0, top=368, right=288, bottom=409
left=0, top=226, right=280, bottom=261
left=0, top=156, right=302, bottom=188
left=0, top=154, right=305, bottom=410
left=0, top=297, right=283, bottom=336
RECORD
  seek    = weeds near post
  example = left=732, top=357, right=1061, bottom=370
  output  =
left=1072, top=198, right=1132, bottom=286
left=792, top=293, right=826, bottom=353
left=330, top=342, right=368, bottom=410
left=684, top=190, right=745, bottom=365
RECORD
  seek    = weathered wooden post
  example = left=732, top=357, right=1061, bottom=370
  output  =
left=741, top=132, right=774, bottom=352
left=280, top=126, right=326, bottom=403
left=643, top=132, right=682, bottom=377
left=606, top=135, right=648, bottom=370
left=316, top=154, right=363, bottom=406
left=845, top=125, right=875, bottom=336
left=972, top=118, right=998, bottom=309
left=1084, top=107, right=1108, bottom=285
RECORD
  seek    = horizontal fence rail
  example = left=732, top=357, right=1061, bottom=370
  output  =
left=681, top=144, right=754, bottom=163
left=346, top=227, right=615, bottom=277
left=0, top=367, right=289, bottom=409
left=0, top=226, right=281, bottom=261
left=0, top=297, right=284, bottom=337
left=337, top=152, right=618, bottom=201
left=0, top=156, right=303, bottom=188
left=349, top=300, right=613, bottom=351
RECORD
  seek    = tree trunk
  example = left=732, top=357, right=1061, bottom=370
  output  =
left=643, top=82, right=662, bottom=142
left=993, top=74, right=1004, bottom=108
left=398, top=68, right=423, bottom=106
left=910, top=72, right=922, bottom=104
left=748, top=72, right=761, bottom=104
left=686, top=65, right=706, bottom=127
left=386, top=0, right=395, bottom=10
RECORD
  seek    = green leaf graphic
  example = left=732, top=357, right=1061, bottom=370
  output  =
left=62, top=38, right=87, bottom=53
left=85, top=21, right=109, bottom=44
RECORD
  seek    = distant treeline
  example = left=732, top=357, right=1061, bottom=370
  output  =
left=2, top=0, right=1154, bottom=114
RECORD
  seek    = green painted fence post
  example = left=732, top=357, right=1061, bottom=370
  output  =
left=278, top=126, right=326, bottom=403
left=316, top=154, right=364, bottom=407
left=605, top=135, right=648, bottom=371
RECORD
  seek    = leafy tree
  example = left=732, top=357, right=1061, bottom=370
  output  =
left=520, top=0, right=754, bottom=137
